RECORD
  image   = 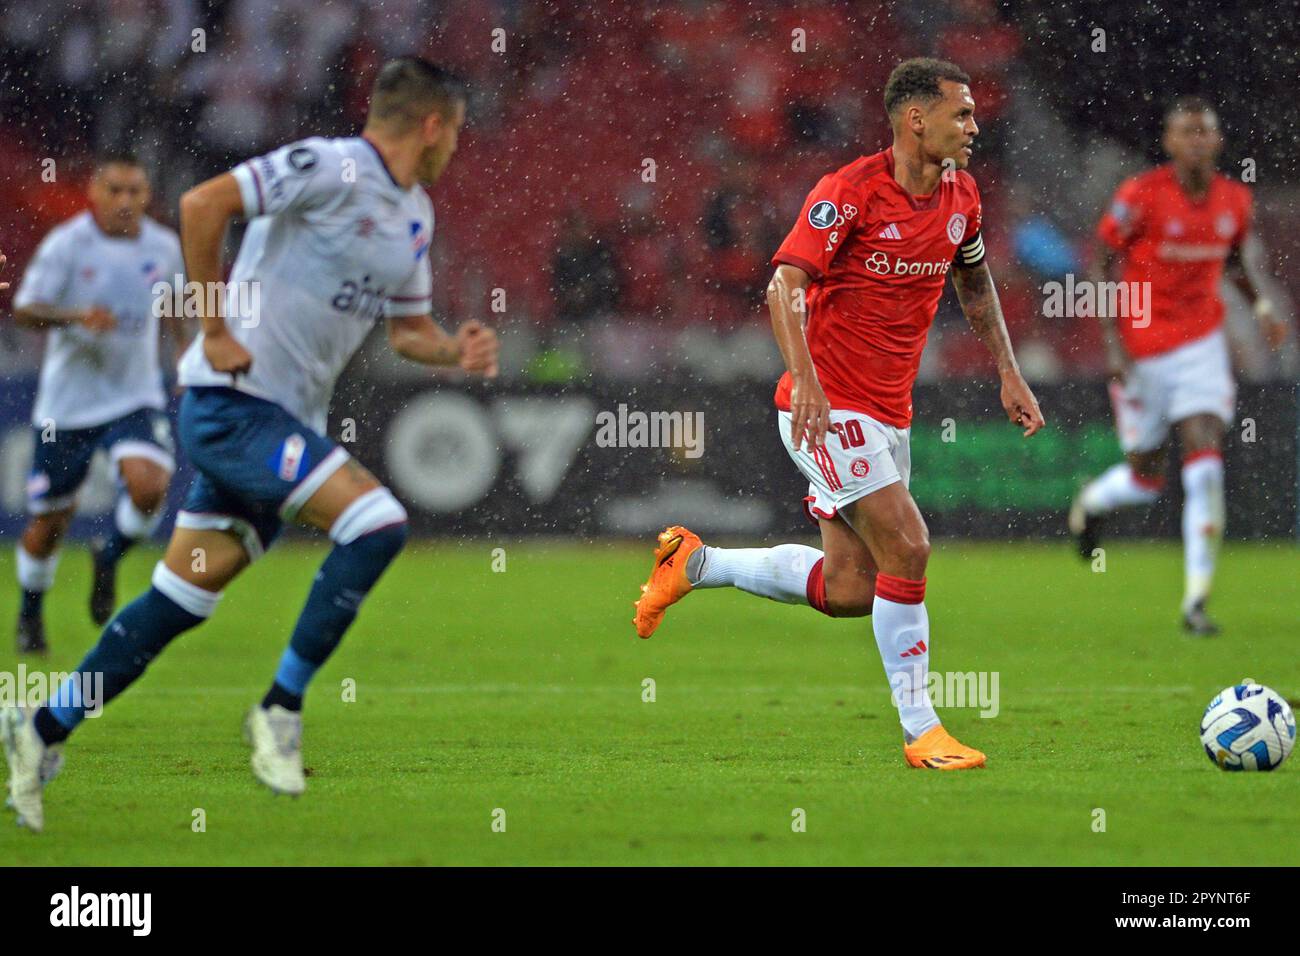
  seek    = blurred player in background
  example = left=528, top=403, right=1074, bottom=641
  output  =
left=10, top=155, right=184, bottom=654
left=633, top=58, right=1043, bottom=770
left=4, top=57, right=499, bottom=831
left=1070, top=97, right=1287, bottom=636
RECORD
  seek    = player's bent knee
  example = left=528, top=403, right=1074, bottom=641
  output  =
left=823, top=568, right=876, bottom=617
left=889, top=536, right=930, bottom=576
left=329, top=487, right=409, bottom=558
left=150, top=561, right=223, bottom=619
left=121, top=460, right=171, bottom=512
left=1127, top=451, right=1166, bottom=485
left=128, top=481, right=168, bottom=514
left=23, top=512, right=71, bottom=556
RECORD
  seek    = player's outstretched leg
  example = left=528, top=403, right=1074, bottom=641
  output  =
left=6, top=528, right=243, bottom=832
left=1069, top=453, right=1165, bottom=560
left=843, top=484, right=985, bottom=770
left=632, top=526, right=851, bottom=638
left=90, top=456, right=171, bottom=626
left=249, top=466, right=408, bottom=796
left=13, top=509, right=72, bottom=656
left=1176, top=416, right=1227, bottom=636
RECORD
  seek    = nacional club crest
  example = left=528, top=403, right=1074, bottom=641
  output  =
left=409, top=221, right=430, bottom=261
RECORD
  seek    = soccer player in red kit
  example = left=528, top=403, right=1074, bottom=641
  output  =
left=1069, top=97, right=1287, bottom=636
left=633, top=58, right=1044, bottom=770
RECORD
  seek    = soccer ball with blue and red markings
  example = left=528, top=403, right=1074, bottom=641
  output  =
left=1200, top=682, right=1296, bottom=771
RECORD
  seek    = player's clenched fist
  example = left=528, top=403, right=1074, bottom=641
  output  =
left=0, top=251, right=8, bottom=291
left=457, top=320, right=499, bottom=378
left=1001, top=370, right=1044, bottom=437
left=789, top=374, right=831, bottom=451
left=203, top=328, right=253, bottom=375
left=1255, top=298, right=1289, bottom=350
left=79, top=305, right=117, bottom=333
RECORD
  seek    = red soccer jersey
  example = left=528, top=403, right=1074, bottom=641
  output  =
left=1096, top=165, right=1252, bottom=359
left=772, top=147, right=983, bottom=428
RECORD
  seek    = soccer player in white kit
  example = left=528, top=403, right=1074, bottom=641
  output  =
left=10, top=154, right=185, bottom=654
left=3, top=58, right=499, bottom=831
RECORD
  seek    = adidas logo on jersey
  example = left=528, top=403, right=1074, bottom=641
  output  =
left=877, top=223, right=901, bottom=239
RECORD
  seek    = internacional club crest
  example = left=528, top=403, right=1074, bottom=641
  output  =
left=946, top=212, right=967, bottom=245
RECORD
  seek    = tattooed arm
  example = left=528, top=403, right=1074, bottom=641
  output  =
left=950, top=260, right=1045, bottom=437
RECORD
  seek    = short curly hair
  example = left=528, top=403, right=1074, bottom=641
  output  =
left=883, top=58, right=971, bottom=118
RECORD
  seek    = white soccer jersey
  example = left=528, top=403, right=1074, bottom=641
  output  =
left=177, top=136, right=436, bottom=432
left=14, top=212, right=182, bottom=430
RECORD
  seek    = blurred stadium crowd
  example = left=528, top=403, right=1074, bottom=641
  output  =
left=1, top=0, right=1296, bottom=384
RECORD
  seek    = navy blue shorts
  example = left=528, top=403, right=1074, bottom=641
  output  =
left=176, top=387, right=349, bottom=558
left=27, top=407, right=175, bottom=515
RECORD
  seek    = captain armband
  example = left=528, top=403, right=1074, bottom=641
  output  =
left=954, top=231, right=986, bottom=268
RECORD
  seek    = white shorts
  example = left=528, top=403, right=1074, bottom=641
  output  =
left=777, top=408, right=910, bottom=521
left=1110, top=329, right=1236, bottom=454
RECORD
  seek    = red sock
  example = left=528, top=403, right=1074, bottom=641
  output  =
left=874, top=572, right=926, bottom=605
left=806, top=557, right=831, bottom=616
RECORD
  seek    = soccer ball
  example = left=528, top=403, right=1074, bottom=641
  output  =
left=1200, top=681, right=1296, bottom=771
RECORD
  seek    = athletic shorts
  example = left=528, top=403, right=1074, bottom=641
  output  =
left=1109, top=329, right=1236, bottom=454
left=777, top=408, right=911, bottom=522
left=26, top=406, right=175, bottom=515
left=175, top=387, right=350, bottom=559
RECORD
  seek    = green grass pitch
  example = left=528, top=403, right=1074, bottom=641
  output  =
left=1, top=538, right=1297, bottom=865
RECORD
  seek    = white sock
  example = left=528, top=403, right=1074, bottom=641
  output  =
left=16, top=544, right=60, bottom=592
left=692, top=544, right=821, bottom=605
left=1080, top=463, right=1163, bottom=515
left=1181, top=454, right=1225, bottom=613
left=872, top=577, right=940, bottom=740
left=115, top=494, right=164, bottom=540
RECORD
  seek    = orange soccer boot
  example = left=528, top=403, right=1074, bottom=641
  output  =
left=903, top=725, right=987, bottom=770
left=632, top=525, right=703, bottom=639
